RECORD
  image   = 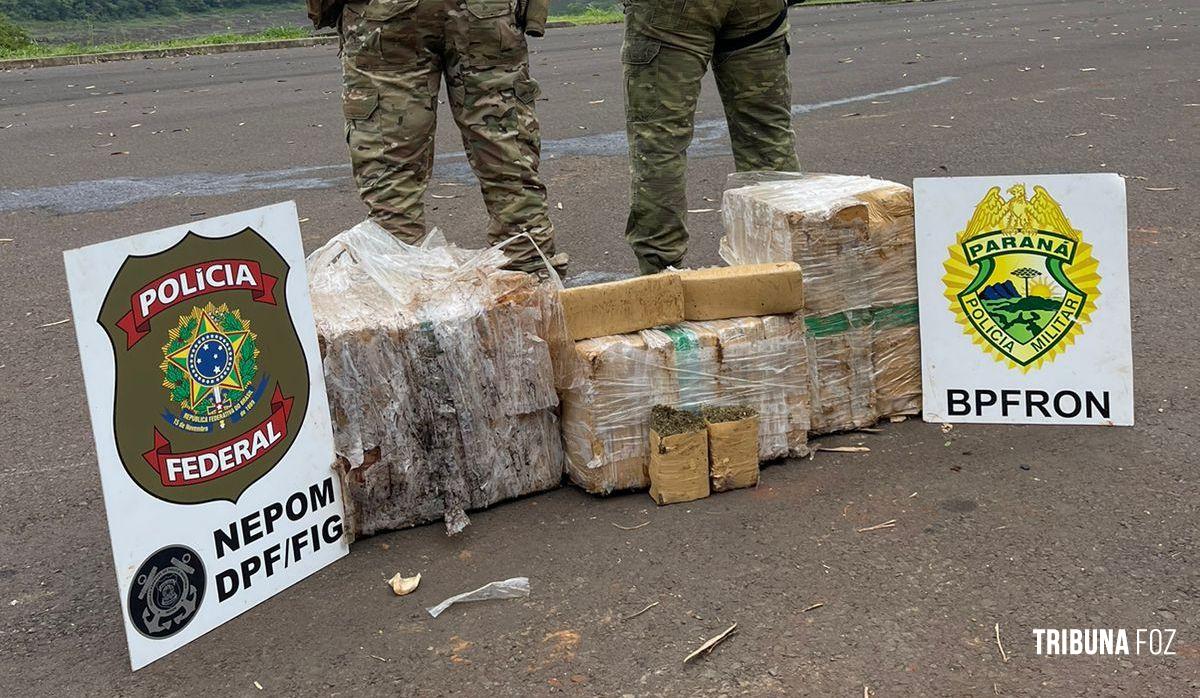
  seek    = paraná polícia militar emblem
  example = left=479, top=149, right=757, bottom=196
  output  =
left=942, top=184, right=1100, bottom=371
left=98, top=228, right=310, bottom=504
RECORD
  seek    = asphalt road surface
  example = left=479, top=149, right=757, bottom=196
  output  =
left=2, top=0, right=1198, bottom=694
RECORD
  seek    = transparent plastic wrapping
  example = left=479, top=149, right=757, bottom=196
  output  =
left=721, top=173, right=922, bottom=432
left=561, top=315, right=810, bottom=495
left=426, top=577, right=531, bottom=618
left=308, top=221, right=574, bottom=537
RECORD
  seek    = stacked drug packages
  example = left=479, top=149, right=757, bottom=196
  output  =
left=559, top=268, right=810, bottom=494
left=721, top=173, right=922, bottom=433
left=308, top=222, right=574, bottom=536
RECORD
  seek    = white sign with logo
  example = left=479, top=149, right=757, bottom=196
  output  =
left=64, top=202, right=348, bottom=669
left=914, top=174, right=1133, bottom=425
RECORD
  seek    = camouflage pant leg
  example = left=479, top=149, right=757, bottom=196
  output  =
left=622, top=19, right=711, bottom=275
left=713, top=16, right=798, bottom=171
left=445, top=0, right=564, bottom=273
left=623, top=0, right=796, bottom=274
left=340, top=0, right=443, bottom=243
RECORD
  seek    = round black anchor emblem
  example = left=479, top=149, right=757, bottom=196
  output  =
left=128, top=545, right=206, bottom=639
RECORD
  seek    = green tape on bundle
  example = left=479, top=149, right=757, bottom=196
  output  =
left=662, top=326, right=706, bottom=410
left=663, top=326, right=699, bottom=352
left=803, top=302, right=919, bottom=337
left=872, top=302, right=920, bottom=330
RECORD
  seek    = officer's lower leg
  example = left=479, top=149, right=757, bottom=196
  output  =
left=623, top=49, right=705, bottom=274
left=714, top=37, right=799, bottom=172
left=624, top=170, right=689, bottom=275
left=343, top=78, right=438, bottom=244
left=447, top=61, right=564, bottom=274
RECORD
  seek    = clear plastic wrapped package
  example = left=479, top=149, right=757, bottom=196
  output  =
left=308, top=221, right=574, bottom=537
left=721, top=173, right=922, bottom=431
left=561, top=315, right=809, bottom=495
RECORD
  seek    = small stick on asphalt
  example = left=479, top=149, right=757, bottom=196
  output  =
left=621, top=601, right=659, bottom=621
left=612, top=521, right=650, bottom=531
left=994, top=623, right=1009, bottom=663
left=683, top=623, right=738, bottom=663
left=38, top=318, right=70, bottom=328
left=817, top=445, right=871, bottom=453
left=856, top=519, right=897, bottom=533
left=801, top=602, right=824, bottom=613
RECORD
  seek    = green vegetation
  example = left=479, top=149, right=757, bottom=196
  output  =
left=0, top=11, right=32, bottom=51
left=0, top=0, right=295, bottom=23
left=0, top=0, right=906, bottom=61
left=550, top=5, right=623, bottom=26
left=982, top=296, right=1063, bottom=343
left=0, top=25, right=309, bottom=60
left=549, top=1, right=618, bottom=13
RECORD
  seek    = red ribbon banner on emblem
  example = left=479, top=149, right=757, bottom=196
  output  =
left=116, top=258, right=278, bottom=349
left=142, top=386, right=293, bottom=487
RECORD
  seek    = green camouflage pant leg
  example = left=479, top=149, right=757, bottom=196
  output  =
left=622, top=0, right=796, bottom=274
left=446, top=0, right=565, bottom=273
left=340, top=0, right=442, bottom=243
left=713, top=7, right=798, bottom=171
left=622, top=2, right=714, bottom=275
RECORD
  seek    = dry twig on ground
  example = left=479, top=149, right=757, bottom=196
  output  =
left=684, top=623, right=738, bottom=663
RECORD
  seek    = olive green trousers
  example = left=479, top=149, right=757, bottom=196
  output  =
left=623, top=0, right=799, bottom=274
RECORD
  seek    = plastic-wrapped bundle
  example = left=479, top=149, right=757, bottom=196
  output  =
left=721, top=173, right=921, bottom=431
left=561, top=315, right=809, bottom=495
left=308, top=221, right=573, bottom=537
left=803, top=309, right=876, bottom=433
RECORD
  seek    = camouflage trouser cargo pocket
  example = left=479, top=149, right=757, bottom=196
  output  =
left=622, top=35, right=663, bottom=122
left=514, top=76, right=540, bottom=104
left=465, top=0, right=514, bottom=19
left=622, top=34, right=661, bottom=65
left=344, top=0, right=421, bottom=66
left=460, top=0, right=524, bottom=68
left=342, top=86, right=380, bottom=143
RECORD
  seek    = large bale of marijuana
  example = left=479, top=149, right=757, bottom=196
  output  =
left=721, top=173, right=922, bottom=432
left=308, top=221, right=573, bottom=537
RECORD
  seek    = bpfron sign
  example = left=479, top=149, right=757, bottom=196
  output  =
left=914, top=174, right=1133, bottom=425
left=65, top=202, right=348, bottom=669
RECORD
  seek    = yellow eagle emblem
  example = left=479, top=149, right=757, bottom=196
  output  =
left=943, top=184, right=1101, bottom=371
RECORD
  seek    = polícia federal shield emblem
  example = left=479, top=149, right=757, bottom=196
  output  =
left=943, top=184, right=1101, bottom=371
left=98, top=228, right=310, bottom=504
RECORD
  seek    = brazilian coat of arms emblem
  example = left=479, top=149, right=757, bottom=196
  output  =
left=97, top=228, right=310, bottom=504
left=942, top=184, right=1101, bottom=371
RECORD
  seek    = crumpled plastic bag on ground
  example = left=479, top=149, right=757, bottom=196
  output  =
left=426, top=577, right=531, bottom=618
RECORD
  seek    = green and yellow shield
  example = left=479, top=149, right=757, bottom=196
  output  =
left=943, top=184, right=1101, bottom=371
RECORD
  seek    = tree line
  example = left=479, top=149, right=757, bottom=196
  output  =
left=0, top=1, right=296, bottom=22
left=1, top=0, right=621, bottom=23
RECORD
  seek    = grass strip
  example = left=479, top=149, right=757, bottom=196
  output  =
left=0, top=25, right=311, bottom=60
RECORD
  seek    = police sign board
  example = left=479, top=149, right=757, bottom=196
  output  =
left=64, top=202, right=348, bottom=669
left=914, top=174, right=1133, bottom=425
